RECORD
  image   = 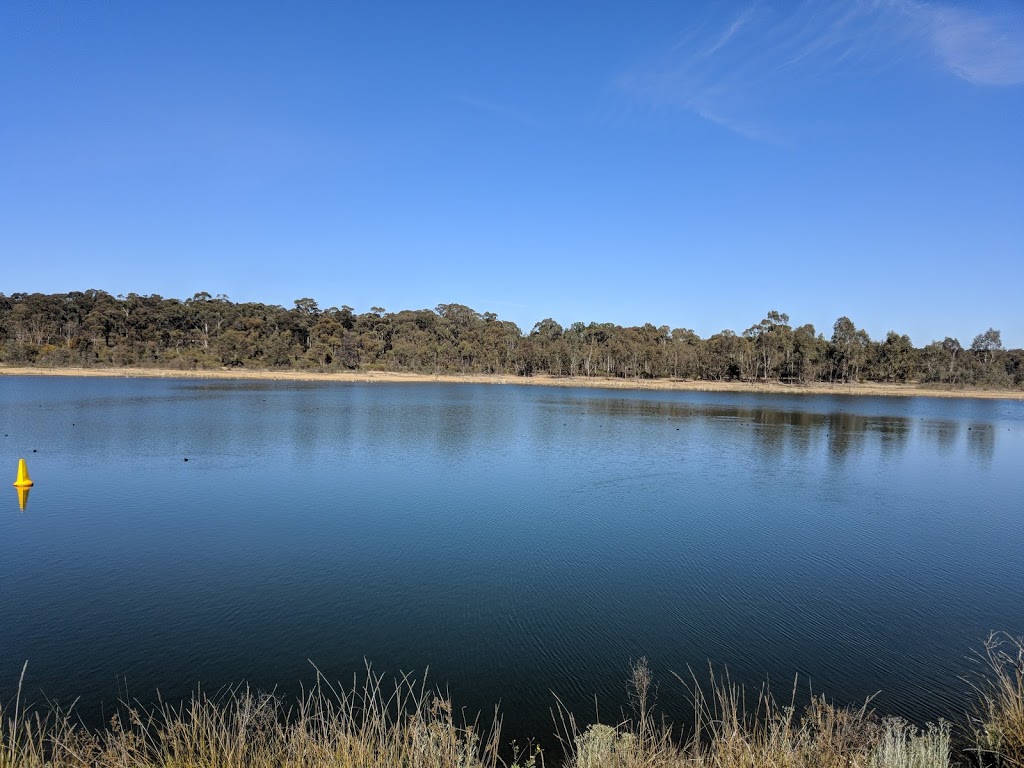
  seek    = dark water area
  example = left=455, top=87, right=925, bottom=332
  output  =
left=1, top=376, right=1022, bottom=751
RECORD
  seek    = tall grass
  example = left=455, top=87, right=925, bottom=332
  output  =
left=2, top=636, right=1022, bottom=768
left=560, top=658, right=949, bottom=768
left=1, top=667, right=502, bottom=768
left=970, top=633, right=1024, bottom=767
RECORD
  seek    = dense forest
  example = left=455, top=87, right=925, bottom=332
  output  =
left=1, top=290, right=1021, bottom=388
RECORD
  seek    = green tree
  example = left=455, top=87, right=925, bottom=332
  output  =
left=830, top=317, right=870, bottom=383
left=743, top=310, right=791, bottom=381
left=877, top=331, right=916, bottom=382
left=971, top=328, right=1002, bottom=362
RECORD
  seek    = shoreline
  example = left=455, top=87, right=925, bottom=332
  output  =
left=2, top=365, right=1022, bottom=400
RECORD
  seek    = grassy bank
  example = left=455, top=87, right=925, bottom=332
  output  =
left=3, top=365, right=1024, bottom=401
left=3, top=635, right=1022, bottom=768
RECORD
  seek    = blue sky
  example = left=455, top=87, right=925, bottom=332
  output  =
left=1, top=1, right=1022, bottom=346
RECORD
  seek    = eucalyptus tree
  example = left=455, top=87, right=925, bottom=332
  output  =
left=2, top=290, right=1021, bottom=390
left=920, top=337, right=966, bottom=384
left=563, top=322, right=587, bottom=376
left=744, top=310, right=791, bottom=381
left=971, top=329, right=1002, bottom=362
left=302, top=312, right=346, bottom=370
left=703, top=330, right=749, bottom=380
left=877, top=331, right=917, bottom=382
left=970, top=328, right=1004, bottom=382
left=669, top=328, right=701, bottom=379
left=791, top=324, right=826, bottom=383
left=530, top=318, right=565, bottom=375
left=289, top=297, right=322, bottom=351
left=830, top=317, right=870, bottom=382
left=941, top=337, right=964, bottom=383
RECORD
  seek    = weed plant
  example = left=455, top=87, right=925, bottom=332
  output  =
left=969, top=633, right=1024, bottom=767
left=2, top=635, right=1022, bottom=768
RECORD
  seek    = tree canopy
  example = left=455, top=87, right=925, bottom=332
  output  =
left=0, top=291, right=1020, bottom=388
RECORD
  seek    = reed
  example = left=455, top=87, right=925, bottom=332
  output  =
left=559, top=659, right=949, bottom=768
left=1, top=666, right=501, bottom=768
left=969, top=633, right=1024, bottom=767
left=4, top=635, right=1024, bottom=768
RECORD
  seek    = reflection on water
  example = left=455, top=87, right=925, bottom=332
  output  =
left=967, top=423, right=996, bottom=461
left=15, top=485, right=29, bottom=511
left=0, top=377, right=1022, bottom=751
left=922, top=419, right=960, bottom=455
left=568, top=393, right=997, bottom=466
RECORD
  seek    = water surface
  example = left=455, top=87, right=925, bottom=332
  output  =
left=1, top=377, right=1022, bottom=746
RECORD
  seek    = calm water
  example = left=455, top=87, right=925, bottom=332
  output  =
left=1, top=376, right=1023, bottom=747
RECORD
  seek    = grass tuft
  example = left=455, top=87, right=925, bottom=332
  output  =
left=1, top=666, right=501, bottom=768
left=870, top=718, right=951, bottom=768
left=558, top=661, right=950, bottom=768
left=970, top=632, right=1024, bottom=767
left=7, top=635, right=1024, bottom=768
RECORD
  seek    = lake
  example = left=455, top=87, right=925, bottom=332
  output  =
left=1, top=376, right=1022, bottom=748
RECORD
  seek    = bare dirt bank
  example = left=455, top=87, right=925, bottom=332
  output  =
left=3, top=365, right=1023, bottom=400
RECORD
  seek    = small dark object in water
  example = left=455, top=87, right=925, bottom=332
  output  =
left=184, top=457, right=189, bottom=462
left=32, top=449, right=37, bottom=452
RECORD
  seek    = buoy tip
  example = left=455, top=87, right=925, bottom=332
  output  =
left=13, top=458, right=33, bottom=487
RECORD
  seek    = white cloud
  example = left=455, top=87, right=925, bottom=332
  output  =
left=617, top=0, right=1024, bottom=140
left=900, top=1, right=1024, bottom=86
left=701, top=4, right=759, bottom=59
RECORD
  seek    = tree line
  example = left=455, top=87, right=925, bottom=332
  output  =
left=1, top=290, right=1020, bottom=388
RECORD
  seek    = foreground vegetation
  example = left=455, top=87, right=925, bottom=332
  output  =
left=3, top=634, right=1022, bottom=768
left=1, top=291, right=1021, bottom=389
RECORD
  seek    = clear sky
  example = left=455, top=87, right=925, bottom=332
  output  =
left=2, top=1, right=1022, bottom=346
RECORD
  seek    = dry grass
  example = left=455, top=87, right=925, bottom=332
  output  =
left=2, top=365, right=1022, bottom=401
left=969, top=633, right=1024, bottom=767
left=1, top=666, right=502, bottom=768
left=6, top=637, right=1024, bottom=768
left=558, top=659, right=950, bottom=768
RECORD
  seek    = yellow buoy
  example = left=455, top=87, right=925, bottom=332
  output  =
left=13, top=458, right=33, bottom=488
left=16, top=485, right=30, bottom=511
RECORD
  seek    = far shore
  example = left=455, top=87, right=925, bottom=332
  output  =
left=2, top=365, right=1023, bottom=400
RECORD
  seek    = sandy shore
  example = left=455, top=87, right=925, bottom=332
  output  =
left=2, top=365, right=1022, bottom=400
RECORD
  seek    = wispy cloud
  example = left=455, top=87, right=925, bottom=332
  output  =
left=701, top=4, right=758, bottom=59
left=899, top=1, right=1024, bottom=86
left=616, top=0, right=1024, bottom=140
left=449, top=94, right=539, bottom=127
